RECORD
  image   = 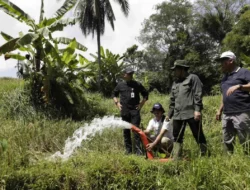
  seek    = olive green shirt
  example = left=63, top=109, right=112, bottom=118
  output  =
left=168, top=74, right=203, bottom=120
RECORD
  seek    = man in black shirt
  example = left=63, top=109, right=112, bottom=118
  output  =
left=112, top=67, right=148, bottom=155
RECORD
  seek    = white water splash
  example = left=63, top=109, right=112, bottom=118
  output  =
left=49, top=116, right=132, bottom=161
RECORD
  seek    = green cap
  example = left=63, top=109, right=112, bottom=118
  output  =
left=171, top=60, right=189, bottom=70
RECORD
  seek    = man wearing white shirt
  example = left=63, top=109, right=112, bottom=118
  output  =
left=144, top=103, right=173, bottom=155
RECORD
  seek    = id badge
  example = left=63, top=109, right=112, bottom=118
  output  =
left=131, top=92, right=135, bottom=98
left=131, top=88, right=135, bottom=98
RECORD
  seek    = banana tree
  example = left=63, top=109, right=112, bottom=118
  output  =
left=0, top=0, right=83, bottom=69
left=0, top=0, right=92, bottom=116
left=89, top=46, right=125, bottom=96
left=41, top=38, right=92, bottom=118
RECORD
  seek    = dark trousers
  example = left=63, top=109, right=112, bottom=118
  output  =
left=173, top=118, right=207, bottom=144
left=121, top=109, right=142, bottom=155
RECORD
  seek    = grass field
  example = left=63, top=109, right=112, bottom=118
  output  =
left=0, top=78, right=250, bottom=190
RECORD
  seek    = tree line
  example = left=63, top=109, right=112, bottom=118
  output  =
left=128, top=0, right=250, bottom=94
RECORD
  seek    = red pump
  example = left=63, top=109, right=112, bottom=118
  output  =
left=131, top=125, right=171, bottom=162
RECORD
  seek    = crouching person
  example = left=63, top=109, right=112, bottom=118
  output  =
left=144, top=103, right=174, bottom=156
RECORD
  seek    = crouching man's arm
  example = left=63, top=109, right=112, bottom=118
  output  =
left=146, top=128, right=167, bottom=151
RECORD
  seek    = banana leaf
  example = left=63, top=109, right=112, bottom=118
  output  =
left=0, top=0, right=35, bottom=28
left=0, top=38, right=19, bottom=55
left=48, top=18, right=77, bottom=32
left=63, top=89, right=74, bottom=104
left=54, top=37, right=87, bottom=51
left=37, top=27, right=50, bottom=38
left=16, top=33, right=39, bottom=47
left=4, top=53, right=26, bottom=61
left=0, top=31, right=13, bottom=41
left=53, top=0, right=77, bottom=20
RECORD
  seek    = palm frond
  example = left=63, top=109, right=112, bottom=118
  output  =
left=78, top=0, right=96, bottom=36
left=113, top=0, right=129, bottom=16
left=104, top=0, right=115, bottom=30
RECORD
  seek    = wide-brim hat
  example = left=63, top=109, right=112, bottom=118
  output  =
left=215, top=51, right=236, bottom=62
left=150, top=103, right=165, bottom=113
left=171, top=60, right=189, bottom=70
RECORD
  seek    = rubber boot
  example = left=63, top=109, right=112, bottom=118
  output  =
left=134, top=132, right=143, bottom=156
left=171, top=142, right=182, bottom=160
left=199, top=143, right=208, bottom=156
left=224, top=143, right=234, bottom=155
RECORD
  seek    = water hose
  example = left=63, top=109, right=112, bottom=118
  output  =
left=131, top=125, right=154, bottom=159
left=131, top=125, right=170, bottom=162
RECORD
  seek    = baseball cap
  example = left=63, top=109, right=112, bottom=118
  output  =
left=215, top=51, right=236, bottom=62
left=123, top=67, right=134, bottom=74
left=150, top=103, right=165, bottom=113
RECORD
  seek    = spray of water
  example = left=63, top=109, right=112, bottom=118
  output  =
left=49, top=116, right=132, bottom=161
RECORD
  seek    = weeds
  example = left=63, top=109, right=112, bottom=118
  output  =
left=1, top=78, right=250, bottom=189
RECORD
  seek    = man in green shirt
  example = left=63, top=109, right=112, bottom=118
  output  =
left=167, top=60, right=208, bottom=159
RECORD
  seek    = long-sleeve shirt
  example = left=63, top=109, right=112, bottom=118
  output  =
left=168, top=74, right=203, bottom=120
left=112, top=80, right=148, bottom=111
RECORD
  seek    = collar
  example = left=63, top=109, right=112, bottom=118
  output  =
left=126, top=80, right=133, bottom=84
left=154, top=115, right=164, bottom=122
left=228, top=67, right=240, bottom=75
left=177, top=73, right=190, bottom=82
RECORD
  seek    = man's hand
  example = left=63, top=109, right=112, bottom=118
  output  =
left=165, top=116, right=170, bottom=121
left=194, top=111, right=201, bottom=121
left=116, top=102, right=122, bottom=111
left=226, top=85, right=240, bottom=96
left=136, top=101, right=145, bottom=110
left=146, top=142, right=156, bottom=151
left=216, top=110, right=222, bottom=121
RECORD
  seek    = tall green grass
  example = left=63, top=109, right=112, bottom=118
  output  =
left=1, top=78, right=250, bottom=189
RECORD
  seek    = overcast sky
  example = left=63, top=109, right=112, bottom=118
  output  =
left=0, top=0, right=164, bottom=77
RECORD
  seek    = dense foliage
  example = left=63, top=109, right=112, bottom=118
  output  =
left=0, top=0, right=95, bottom=119
left=88, top=46, right=126, bottom=97
left=133, top=0, right=250, bottom=94
left=223, top=5, right=250, bottom=69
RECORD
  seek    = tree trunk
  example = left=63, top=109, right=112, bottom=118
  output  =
left=35, top=48, right=41, bottom=72
left=97, top=21, right=101, bottom=91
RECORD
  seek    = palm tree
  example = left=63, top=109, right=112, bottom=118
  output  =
left=75, top=0, right=129, bottom=90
